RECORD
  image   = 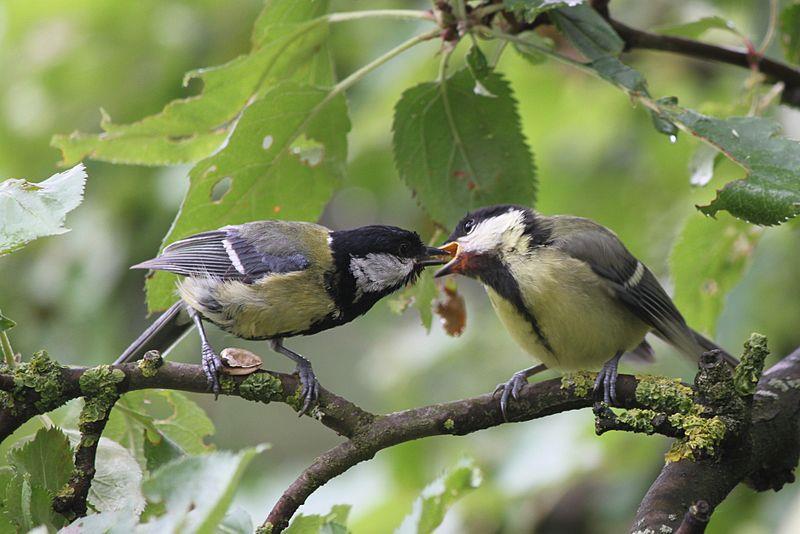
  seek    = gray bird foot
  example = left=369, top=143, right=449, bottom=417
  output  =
left=201, top=343, right=223, bottom=399
left=593, top=352, right=623, bottom=405
left=294, top=359, right=320, bottom=417
left=493, top=371, right=530, bottom=421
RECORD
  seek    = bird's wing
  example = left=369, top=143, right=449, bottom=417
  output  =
left=549, top=225, right=702, bottom=358
left=132, top=225, right=311, bottom=282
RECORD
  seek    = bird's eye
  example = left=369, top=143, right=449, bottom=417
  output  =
left=463, top=219, right=476, bottom=234
left=398, top=242, right=410, bottom=255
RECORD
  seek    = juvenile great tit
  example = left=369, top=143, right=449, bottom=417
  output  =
left=434, top=205, right=737, bottom=417
left=115, top=220, right=449, bottom=413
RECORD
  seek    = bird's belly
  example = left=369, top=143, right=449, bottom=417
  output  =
left=487, top=261, right=648, bottom=372
left=178, top=271, right=337, bottom=340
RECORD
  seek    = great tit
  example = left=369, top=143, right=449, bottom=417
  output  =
left=115, top=220, right=449, bottom=413
left=434, top=205, right=737, bottom=417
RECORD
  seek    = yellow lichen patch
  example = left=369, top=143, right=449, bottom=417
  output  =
left=635, top=375, right=694, bottom=413
left=616, top=408, right=659, bottom=434
left=561, top=370, right=596, bottom=397
left=665, top=407, right=726, bottom=462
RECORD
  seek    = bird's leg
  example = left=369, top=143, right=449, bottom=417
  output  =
left=270, top=338, right=319, bottom=417
left=594, top=350, right=624, bottom=405
left=188, top=308, right=222, bottom=399
left=493, top=364, right=548, bottom=421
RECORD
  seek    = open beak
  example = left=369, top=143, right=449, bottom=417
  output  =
left=415, top=246, right=453, bottom=267
left=434, top=242, right=465, bottom=278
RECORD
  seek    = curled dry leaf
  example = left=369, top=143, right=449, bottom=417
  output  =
left=435, top=281, right=467, bottom=337
left=220, top=348, right=263, bottom=375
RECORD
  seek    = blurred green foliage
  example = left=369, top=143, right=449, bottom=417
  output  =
left=0, top=0, right=799, bottom=532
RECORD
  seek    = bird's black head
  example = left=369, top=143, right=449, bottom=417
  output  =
left=328, top=225, right=449, bottom=311
left=436, top=204, right=551, bottom=279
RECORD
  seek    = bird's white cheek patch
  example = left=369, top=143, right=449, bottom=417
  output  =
left=350, top=253, right=414, bottom=300
left=460, top=209, right=528, bottom=253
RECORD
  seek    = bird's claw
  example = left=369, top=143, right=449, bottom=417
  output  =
left=201, top=344, right=223, bottom=399
left=593, top=360, right=619, bottom=405
left=493, top=371, right=530, bottom=421
left=294, top=360, right=320, bottom=417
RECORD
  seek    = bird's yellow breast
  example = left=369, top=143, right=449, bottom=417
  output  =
left=487, top=248, right=648, bottom=371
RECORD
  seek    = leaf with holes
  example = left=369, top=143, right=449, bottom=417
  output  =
left=671, top=214, right=761, bottom=335
left=0, top=164, right=87, bottom=256
left=503, top=0, right=584, bottom=21
left=393, top=68, right=536, bottom=229
left=659, top=106, right=800, bottom=225
left=52, top=0, right=332, bottom=167
left=146, top=82, right=350, bottom=311
left=781, top=4, right=800, bottom=64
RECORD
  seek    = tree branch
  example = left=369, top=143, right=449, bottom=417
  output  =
left=1, top=339, right=798, bottom=533
left=633, top=346, right=800, bottom=533
left=607, top=18, right=800, bottom=107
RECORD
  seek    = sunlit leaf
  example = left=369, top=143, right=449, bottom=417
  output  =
left=5, top=428, right=74, bottom=530
left=660, top=107, right=800, bottom=225
left=0, top=164, right=87, bottom=256
left=780, top=3, right=800, bottom=64
left=141, top=445, right=266, bottom=534
left=550, top=5, right=623, bottom=60
left=58, top=507, right=139, bottom=534
left=146, top=83, right=350, bottom=310
left=52, top=1, right=332, bottom=167
left=503, top=0, right=584, bottom=21
left=285, top=504, right=351, bottom=534
left=671, top=214, right=762, bottom=335
left=393, top=68, right=536, bottom=229
left=395, top=458, right=482, bottom=534
left=105, top=390, right=215, bottom=466
left=653, top=16, right=741, bottom=40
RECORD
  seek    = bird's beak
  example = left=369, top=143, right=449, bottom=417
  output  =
left=434, top=242, right=467, bottom=278
left=414, top=246, right=453, bottom=267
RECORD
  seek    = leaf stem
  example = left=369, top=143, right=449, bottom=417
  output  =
left=327, top=9, right=434, bottom=23
left=0, top=331, right=13, bottom=368
left=315, top=28, right=440, bottom=114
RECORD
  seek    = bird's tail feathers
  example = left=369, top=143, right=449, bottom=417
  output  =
left=114, top=301, right=192, bottom=365
left=691, top=329, right=739, bottom=367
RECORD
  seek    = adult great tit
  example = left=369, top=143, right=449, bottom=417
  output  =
left=435, top=205, right=737, bottom=417
left=115, top=220, right=449, bottom=413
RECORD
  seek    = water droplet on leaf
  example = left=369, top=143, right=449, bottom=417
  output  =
left=669, top=134, right=677, bottom=144
left=262, top=135, right=273, bottom=150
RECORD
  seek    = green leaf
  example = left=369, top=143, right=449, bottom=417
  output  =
left=90, top=438, right=146, bottom=514
left=512, top=31, right=555, bottom=65
left=392, top=69, right=536, bottom=229
left=146, top=82, right=350, bottom=310
left=4, top=473, right=55, bottom=532
left=141, top=445, right=266, bottom=534
left=5, top=428, right=74, bottom=530
left=550, top=5, right=624, bottom=60
left=653, top=16, right=740, bottom=40
left=0, top=310, right=15, bottom=333
left=671, top=214, right=761, bottom=336
left=52, top=0, right=332, bottom=167
left=285, top=504, right=351, bottom=534
left=503, top=0, right=584, bottom=21
left=466, top=46, right=490, bottom=80
left=0, top=164, right=87, bottom=256
left=218, top=506, right=254, bottom=534
left=58, top=507, right=139, bottom=533
left=780, top=4, right=800, bottom=64
left=152, top=390, right=215, bottom=455
left=395, top=458, right=482, bottom=534
left=659, top=106, right=800, bottom=225
left=105, top=390, right=215, bottom=465
left=8, top=427, right=73, bottom=494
